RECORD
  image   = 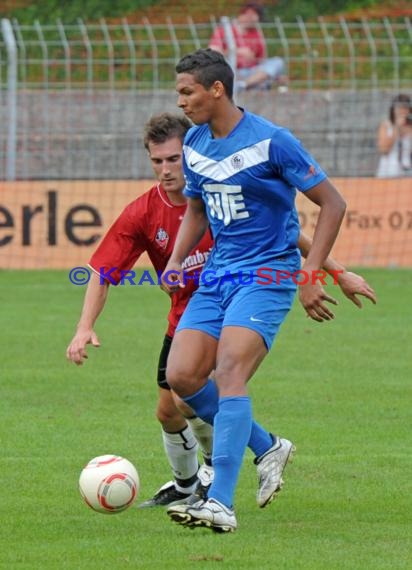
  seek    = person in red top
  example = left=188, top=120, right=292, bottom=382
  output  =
left=89, top=176, right=212, bottom=341
left=66, top=113, right=214, bottom=507
left=209, top=2, right=287, bottom=91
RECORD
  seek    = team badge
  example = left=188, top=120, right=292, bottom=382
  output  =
left=155, top=227, right=169, bottom=249
left=231, top=154, right=244, bottom=170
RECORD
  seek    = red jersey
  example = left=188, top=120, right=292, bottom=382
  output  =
left=209, top=23, right=266, bottom=69
left=89, top=184, right=213, bottom=336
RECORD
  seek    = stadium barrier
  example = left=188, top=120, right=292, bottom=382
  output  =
left=0, top=178, right=410, bottom=270
left=1, top=17, right=411, bottom=180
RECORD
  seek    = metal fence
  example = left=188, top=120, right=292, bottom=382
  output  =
left=1, top=15, right=411, bottom=180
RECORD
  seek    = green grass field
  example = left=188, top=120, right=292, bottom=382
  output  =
left=1, top=268, right=411, bottom=569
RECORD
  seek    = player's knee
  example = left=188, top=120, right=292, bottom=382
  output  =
left=165, top=361, right=189, bottom=392
left=173, top=394, right=194, bottom=418
left=166, top=361, right=206, bottom=397
left=214, top=359, right=247, bottom=392
left=156, top=401, right=184, bottom=428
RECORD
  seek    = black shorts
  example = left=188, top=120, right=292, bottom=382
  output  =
left=157, top=334, right=173, bottom=390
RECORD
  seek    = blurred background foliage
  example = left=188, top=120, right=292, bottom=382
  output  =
left=0, top=0, right=410, bottom=24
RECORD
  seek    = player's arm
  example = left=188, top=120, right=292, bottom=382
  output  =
left=298, top=231, right=377, bottom=307
left=66, top=199, right=145, bottom=365
left=299, top=178, right=346, bottom=322
left=66, top=271, right=109, bottom=365
left=162, top=197, right=208, bottom=293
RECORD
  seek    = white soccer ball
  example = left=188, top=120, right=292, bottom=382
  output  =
left=79, top=454, right=140, bottom=514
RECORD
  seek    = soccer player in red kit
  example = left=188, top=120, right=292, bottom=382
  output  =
left=66, top=113, right=214, bottom=507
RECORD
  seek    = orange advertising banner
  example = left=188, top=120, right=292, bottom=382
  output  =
left=296, top=177, right=412, bottom=267
left=0, top=178, right=411, bottom=269
left=0, top=180, right=154, bottom=269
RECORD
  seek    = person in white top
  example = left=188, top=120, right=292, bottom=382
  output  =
left=376, top=93, right=412, bottom=178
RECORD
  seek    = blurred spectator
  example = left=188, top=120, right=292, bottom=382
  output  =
left=376, top=94, right=412, bottom=178
left=208, top=2, right=287, bottom=91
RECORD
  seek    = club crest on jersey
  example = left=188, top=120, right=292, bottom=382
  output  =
left=231, top=154, right=244, bottom=170
left=155, top=228, right=169, bottom=249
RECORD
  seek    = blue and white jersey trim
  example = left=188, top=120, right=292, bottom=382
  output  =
left=184, top=138, right=271, bottom=181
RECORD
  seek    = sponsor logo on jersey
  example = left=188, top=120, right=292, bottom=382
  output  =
left=204, top=184, right=249, bottom=226
left=181, top=246, right=213, bottom=272
left=155, top=227, right=169, bottom=249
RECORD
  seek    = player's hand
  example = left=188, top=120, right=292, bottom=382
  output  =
left=161, top=261, right=185, bottom=294
left=159, top=282, right=172, bottom=296
left=66, top=330, right=101, bottom=365
left=337, top=271, right=377, bottom=308
left=236, top=46, right=255, bottom=65
left=299, top=281, right=338, bottom=322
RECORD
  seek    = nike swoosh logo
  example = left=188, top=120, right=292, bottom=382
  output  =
left=190, top=161, right=201, bottom=167
left=250, top=316, right=264, bottom=322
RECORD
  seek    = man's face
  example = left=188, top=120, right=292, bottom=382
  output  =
left=237, top=8, right=260, bottom=29
left=176, top=72, right=217, bottom=126
left=148, top=136, right=185, bottom=194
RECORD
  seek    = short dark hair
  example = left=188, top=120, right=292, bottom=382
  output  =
left=176, top=48, right=234, bottom=100
left=143, top=113, right=192, bottom=150
left=239, top=2, right=264, bottom=21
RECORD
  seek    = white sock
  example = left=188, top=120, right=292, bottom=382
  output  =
left=186, top=416, right=213, bottom=464
left=162, top=426, right=199, bottom=494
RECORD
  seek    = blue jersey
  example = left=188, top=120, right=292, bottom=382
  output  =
left=183, top=110, right=326, bottom=275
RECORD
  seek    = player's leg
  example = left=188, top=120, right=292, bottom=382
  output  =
left=173, top=394, right=213, bottom=469
left=171, top=392, right=214, bottom=504
left=228, top=271, right=296, bottom=507
left=168, top=272, right=297, bottom=528
left=138, top=335, right=200, bottom=507
left=166, top=328, right=218, bottom=397
left=165, top=328, right=215, bottom=481
left=165, top=293, right=220, bottom=467
left=209, top=325, right=267, bottom=508
left=169, top=285, right=289, bottom=461
left=169, top=395, right=214, bottom=505
left=158, top=387, right=200, bottom=493
left=177, top=372, right=293, bottom=506
left=166, top=285, right=224, bottom=422
left=166, top=327, right=237, bottom=529
left=221, top=272, right=297, bottom=508
left=168, top=325, right=265, bottom=532
left=165, top=323, right=226, bottom=505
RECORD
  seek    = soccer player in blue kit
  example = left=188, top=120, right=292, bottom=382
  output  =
left=162, top=48, right=347, bottom=532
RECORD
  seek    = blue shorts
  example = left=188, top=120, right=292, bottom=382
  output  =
left=176, top=255, right=299, bottom=350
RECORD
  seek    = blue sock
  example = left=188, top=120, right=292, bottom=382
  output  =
left=183, top=379, right=273, bottom=457
left=209, top=396, right=252, bottom=508
left=182, top=380, right=218, bottom=425
left=248, top=422, right=274, bottom=458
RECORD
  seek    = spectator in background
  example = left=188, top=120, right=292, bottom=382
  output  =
left=208, top=2, right=287, bottom=92
left=376, top=93, right=412, bottom=178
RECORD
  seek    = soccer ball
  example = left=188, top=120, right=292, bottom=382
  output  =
left=79, top=454, right=140, bottom=514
